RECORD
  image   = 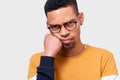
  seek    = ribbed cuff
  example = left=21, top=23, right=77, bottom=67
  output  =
left=40, top=56, right=54, bottom=67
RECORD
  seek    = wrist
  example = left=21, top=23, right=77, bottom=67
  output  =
left=39, top=56, right=54, bottom=67
left=44, top=52, right=56, bottom=57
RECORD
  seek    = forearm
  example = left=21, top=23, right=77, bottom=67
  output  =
left=37, top=56, right=54, bottom=80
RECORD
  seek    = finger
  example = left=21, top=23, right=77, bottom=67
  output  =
left=53, top=34, right=61, bottom=40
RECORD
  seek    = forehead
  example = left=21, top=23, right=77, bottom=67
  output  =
left=47, top=6, right=77, bottom=24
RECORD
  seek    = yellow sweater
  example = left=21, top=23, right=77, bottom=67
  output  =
left=28, top=45, right=118, bottom=80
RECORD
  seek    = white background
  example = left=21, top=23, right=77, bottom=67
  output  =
left=0, top=0, right=119, bottom=80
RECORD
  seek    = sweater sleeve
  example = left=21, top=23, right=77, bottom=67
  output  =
left=37, top=56, right=55, bottom=80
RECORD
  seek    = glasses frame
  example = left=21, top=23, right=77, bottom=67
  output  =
left=47, top=18, right=78, bottom=33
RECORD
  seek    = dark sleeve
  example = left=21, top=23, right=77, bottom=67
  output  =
left=37, top=56, right=55, bottom=80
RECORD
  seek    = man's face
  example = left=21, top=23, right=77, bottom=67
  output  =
left=46, top=6, right=84, bottom=49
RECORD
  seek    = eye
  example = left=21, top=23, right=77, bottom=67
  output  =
left=67, top=21, right=74, bottom=25
left=50, top=25, right=60, bottom=30
left=65, top=21, right=76, bottom=27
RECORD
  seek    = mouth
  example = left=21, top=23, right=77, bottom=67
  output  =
left=61, top=38, right=73, bottom=44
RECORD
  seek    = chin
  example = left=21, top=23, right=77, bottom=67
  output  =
left=63, top=41, right=76, bottom=50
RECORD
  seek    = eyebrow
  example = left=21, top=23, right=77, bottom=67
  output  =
left=48, top=18, right=77, bottom=26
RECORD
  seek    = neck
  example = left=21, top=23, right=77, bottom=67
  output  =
left=59, top=41, right=85, bottom=57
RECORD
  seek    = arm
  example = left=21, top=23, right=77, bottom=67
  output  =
left=37, top=56, right=54, bottom=80
left=37, top=34, right=62, bottom=80
left=101, top=52, right=120, bottom=80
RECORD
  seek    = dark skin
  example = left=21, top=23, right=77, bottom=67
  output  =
left=44, top=6, right=84, bottom=57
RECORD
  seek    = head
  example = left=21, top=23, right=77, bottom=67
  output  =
left=44, top=0, right=79, bottom=16
left=44, top=0, right=84, bottom=49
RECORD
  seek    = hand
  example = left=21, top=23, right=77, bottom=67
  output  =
left=44, top=34, right=62, bottom=57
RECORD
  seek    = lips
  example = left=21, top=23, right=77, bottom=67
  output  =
left=61, top=39, right=73, bottom=44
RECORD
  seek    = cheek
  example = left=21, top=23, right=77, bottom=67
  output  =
left=73, top=27, right=80, bottom=40
left=52, top=33, right=61, bottom=39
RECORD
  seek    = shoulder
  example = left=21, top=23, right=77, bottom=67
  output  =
left=86, top=44, right=113, bottom=56
left=86, top=44, right=118, bottom=76
left=30, top=52, right=44, bottom=60
left=28, top=52, right=44, bottom=79
left=29, top=52, right=44, bottom=64
left=86, top=44, right=115, bottom=62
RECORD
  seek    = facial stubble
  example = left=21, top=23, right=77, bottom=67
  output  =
left=62, top=39, right=76, bottom=49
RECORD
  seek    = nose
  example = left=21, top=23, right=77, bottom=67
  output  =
left=60, top=26, right=70, bottom=37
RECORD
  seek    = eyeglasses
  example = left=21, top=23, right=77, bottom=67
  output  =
left=47, top=19, right=78, bottom=33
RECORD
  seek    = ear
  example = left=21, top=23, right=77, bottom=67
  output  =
left=78, top=12, right=84, bottom=25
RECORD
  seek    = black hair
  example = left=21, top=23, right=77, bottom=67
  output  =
left=44, top=0, right=79, bottom=16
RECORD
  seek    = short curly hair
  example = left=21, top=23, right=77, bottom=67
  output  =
left=44, top=0, right=79, bottom=16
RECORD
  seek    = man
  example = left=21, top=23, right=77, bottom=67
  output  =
left=28, top=0, right=119, bottom=80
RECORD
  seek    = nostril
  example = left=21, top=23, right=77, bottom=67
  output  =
left=60, top=25, right=70, bottom=37
left=61, top=33, right=69, bottom=37
left=60, top=31, right=70, bottom=37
